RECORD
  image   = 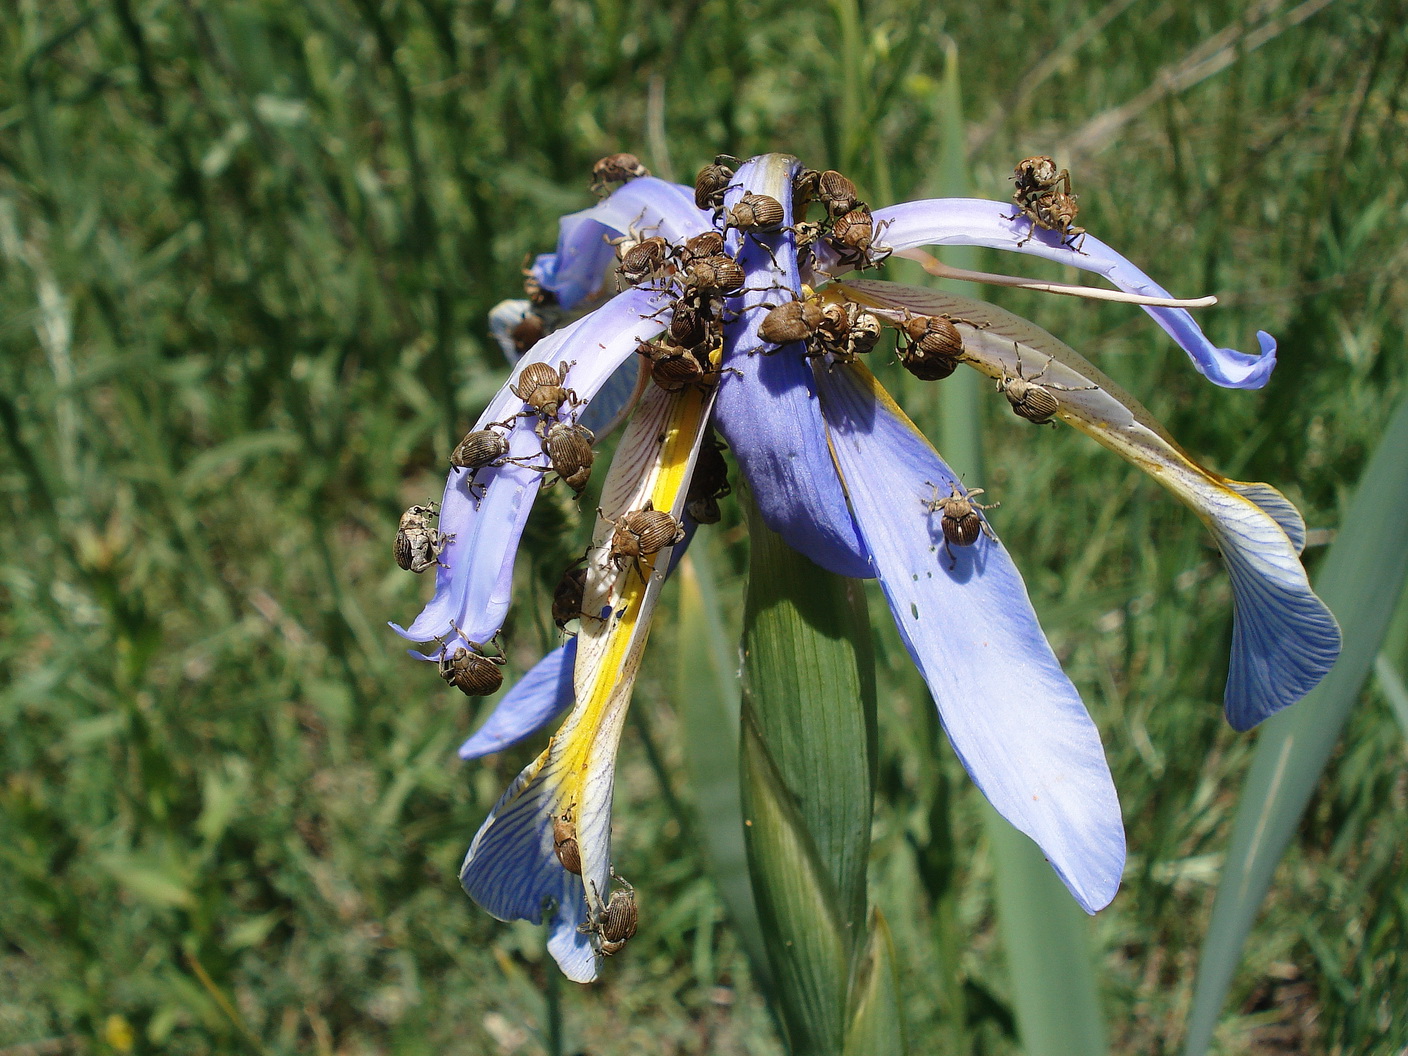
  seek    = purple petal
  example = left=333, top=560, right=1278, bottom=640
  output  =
left=873, top=198, right=1276, bottom=390
left=391, top=288, right=669, bottom=644
left=815, top=363, right=1124, bottom=911
left=460, top=756, right=598, bottom=982
left=713, top=154, right=872, bottom=579
left=535, top=178, right=710, bottom=308
left=459, top=639, right=578, bottom=759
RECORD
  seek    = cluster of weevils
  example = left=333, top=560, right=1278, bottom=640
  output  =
left=395, top=152, right=1097, bottom=699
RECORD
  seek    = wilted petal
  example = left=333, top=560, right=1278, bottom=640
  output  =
left=868, top=285, right=1340, bottom=729
left=535, top=178, right=710, bottom=308
left=871, top=199, right=1277, bottom=389
left=815, top=361, right=1124, bottom=911
left=459, top=639, right=578, bottom=760
left=392, top=288, right=669, bottom=644
left=713, top=153, right=872, bottom=578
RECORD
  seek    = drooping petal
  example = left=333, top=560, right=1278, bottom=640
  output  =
left=458, top=639, right=578, bottom=760
left=852, top=284, right=1339, bottom=729
left=712, top=153, right=872, bottom=579
left=534, top=178, right=710, bottom=308
left=815, top=361, right=1125, bottom=912
left=870, top=198, right=1276, bottom=389
left=462, top=381, right=716, bottom=980
left=459, top=753, right=598, bottom=981
left=392, top=287, right=669, bottom=644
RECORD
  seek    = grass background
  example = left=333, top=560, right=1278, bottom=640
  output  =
left=1, top=0, right=1404, bottom=1052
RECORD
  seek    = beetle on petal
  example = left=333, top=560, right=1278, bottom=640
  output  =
left=395, top=153, right=1341, bottom=982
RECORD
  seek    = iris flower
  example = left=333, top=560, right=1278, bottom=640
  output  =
left=392, top=154, right=1340, bottom=982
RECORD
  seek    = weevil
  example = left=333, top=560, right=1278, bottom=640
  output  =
left=896, top=313, right=973, bottom=381
left=394, top=502, right=452, bottom=574
left=552, top=806, right=582, bottom=875
left=590, top=152, right=649, bottom=195
left=604, top=500, right=686, bottom=579
left=434, top=631, right=507, bottom=697
left=922, top=482, right=999, bottom=569
left=996, top=352, right=1096, bottom=426
left=537, top=420, right=595, bottom=498
left=694, top=154, right=739, bottom=211
left=512, top=360, right=580, bottom=420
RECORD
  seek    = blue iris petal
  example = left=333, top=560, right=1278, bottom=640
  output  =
left=536, top=178, right=710, bottom=308
left=875, top=198, right=1277, bottom=390
left=1196, top=489, right=1341, bottom=730
left=713, top=155, right=872, bottom=579
left=392, top=288, right=669, bottom=644
left=459, top=639, right=578, bottom=759
left=816, top=364, right=1125, bottom=912
left=460, top=757, right=599, bottom=982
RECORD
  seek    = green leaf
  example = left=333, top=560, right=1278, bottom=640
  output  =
left=675, top=540, right=770, bottom=984
left=987, top=802, right=1108, bottom=1056
left=1182, top=390, right=1408, bottom=1056
left=740, top=489, right=880, bottom=1055
left=742, top=707, right=851, bottom=1056
left=741, top=492, right=877, bottom=938
left=844, top=907, right=908, bottom=1056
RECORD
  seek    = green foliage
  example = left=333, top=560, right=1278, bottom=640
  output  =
left=0, top=0, right=1404, bottom=1052
left=1183, top=390, right=1408, bottom=1056
left=739, top=492, right=884, bottom=1055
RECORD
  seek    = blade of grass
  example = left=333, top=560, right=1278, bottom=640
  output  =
left=1181, top=389, right=1408, bottom=1056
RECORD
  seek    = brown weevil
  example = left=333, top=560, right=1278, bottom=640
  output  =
left=551, top=556, right=592, bottom=631
left=552, top=806, right=582, bottom=875
left=509, top=312, right=547, bottom=355
left=580, top=871, right=639, bottom=956
left=590, top=152, right=649, bottom=195
left=828, top=205, right=892, bottom=269
left=922, top=481, right=999, bottom=568
left=537, top=419, right=596, bottom=497
left=395, top=502, right=452, bottom=574
left=605, top=500, right=686, bottom=579
left=810, top=301, right=880, bottom=365
left=512, top=360, right=579, bottom=420
left=679, top=254, right=747, bottom=305
left=694, top=155, right=739, bottom=211
left=996, top=353, right=1096, bottom=426
left=724, top=193, right=787, bottom=235
left=757, top=298, right=827, bottom=348
left=637, top=338, right=708, bottom=393
left=816, top=169, right=861, bottom=219
left=1035, top=191, right=1086, bottom=250
left=685, top=432, right=731, bottom=525
left=897, top=314, right=970, bottom=381
left=616, top=235, right=673, bottom=288
left=791, top=167, right=822, bottom=212
left=678, top=231, right=726, bottom=264
left=450, top=417, right=528, bottom=483
left=668, top=301, right=716, bottom=348
left=434, top=631, right=507, bottom=697
left=1011, top=155, right=1070, bottom=208
left=598, top=875, right=638, bottom=954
